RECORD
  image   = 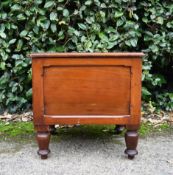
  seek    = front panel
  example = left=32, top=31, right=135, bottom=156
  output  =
left=43, top=64, right=131, bottom=116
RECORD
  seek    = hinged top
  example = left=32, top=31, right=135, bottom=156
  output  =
left=29, top=52, right=144, bottom=58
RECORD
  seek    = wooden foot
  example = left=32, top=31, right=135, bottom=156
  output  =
left=50, top=125, right=57, bottom=135
left=124, top=130, right=138, bottom=159
left=114, top=125, right=124, bottom=134
left=36, top=132, right=51, bottom=159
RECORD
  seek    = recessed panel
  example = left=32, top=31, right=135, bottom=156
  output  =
left=43, top=66, right=131, bottom=115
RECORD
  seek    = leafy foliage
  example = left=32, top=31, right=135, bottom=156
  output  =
left=0, top=0, right=173, bottom=112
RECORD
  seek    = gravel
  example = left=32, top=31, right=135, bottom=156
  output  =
left=0, top=134, right=173, bottom=175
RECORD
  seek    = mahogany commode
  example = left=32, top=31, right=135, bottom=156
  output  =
left=30, top=52, right=144, bottom=159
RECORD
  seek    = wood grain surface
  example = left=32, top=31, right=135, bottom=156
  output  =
left=31, top=52, right=143, bottom=159
left=43, top=65, right=131, bottom=115
left=30, top=52, right=144, bottom=58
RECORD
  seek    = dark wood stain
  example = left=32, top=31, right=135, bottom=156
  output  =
left=30, top=52, right=143, bottom=159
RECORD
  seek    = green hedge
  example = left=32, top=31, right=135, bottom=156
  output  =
left=0, top=0, right=173, bottom=113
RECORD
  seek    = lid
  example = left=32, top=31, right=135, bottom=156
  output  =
left=29, top=52, right=144, bottom=58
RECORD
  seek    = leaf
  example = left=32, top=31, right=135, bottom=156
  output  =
left=11, top=4, right=21, bottom=11
left=9, top=39, right=16, bottom=44
left=20, top=30, right=28, bottom=37
left=26, top=88, right=32, bottom=98
left=78, top=23, right=87, bottom=30
left=63, top=9, right=69, bottom=17
left=50, top=12, right=57, bottom=21
left=41, top=20, right=50, bottom=30
left=156, top=17, right=164, bottom=25
left=85, top=0, right=92, bottom=5
left=133, top=14, right=139, bottom=20
left=114, top=11, right=123, bottom=18
left=12, top=86, right=17, bottom=93
left=142, top=17, right=148, bottom=23
left=58, top=30, right=64, bottom=40
left=142, top=87, right=151, bottom=96
left=34, top=0, right=43, bottom=5
left=50, top=24, right=57, bottom=33
left=84, top=40, right=92, bottom=49
left=98, top=33, right=108, bottom=42
left=0, top=62, right=5, bottom=70
left=17, top=14, right=26, bottom=20
left=44, top=1, right=55, bottom=8
left=0, top=32, right=6, bottom=38
left=16, top=40, right=23, bottom=51
left=107, top=42, right=117, bottom=49
left=130, top=39, right=137, bottom=47
left=150, top=45, right=159, bottom=53
left=125, top=40, right=131, bottom=47
left=117, top=19, right=124, bottom=27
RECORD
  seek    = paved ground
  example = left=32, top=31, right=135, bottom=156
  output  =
left=0, top=133, right=173, bottom=175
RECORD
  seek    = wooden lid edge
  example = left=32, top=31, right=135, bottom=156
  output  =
left=29, top=52, right=145, bottom=58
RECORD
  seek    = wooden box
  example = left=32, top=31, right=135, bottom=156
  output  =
left=30, top=52, right=144, bottom=159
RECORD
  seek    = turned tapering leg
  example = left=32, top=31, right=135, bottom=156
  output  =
left=36, top=132, right=51, bottom=159
left=124, top=130, right=138, bottom=159
left=114, top=125, right=125, bottom=134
